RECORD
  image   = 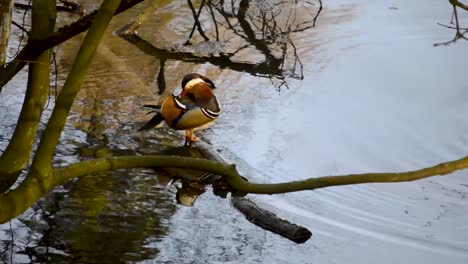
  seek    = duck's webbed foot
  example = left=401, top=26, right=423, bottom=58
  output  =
left=185, top=129, right=200, bottom=147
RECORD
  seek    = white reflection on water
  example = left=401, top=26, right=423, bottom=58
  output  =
left=158, top=0, right=468, bottom=263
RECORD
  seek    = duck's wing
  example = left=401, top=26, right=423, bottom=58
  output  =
left=198, top=95, right=221, bottom=119
left=173, top=94, right=198, bottom=110
left=168, top=92, right=220, bottom=130
left=142, top=104, right=161, bottom=110
left=175, top=93, right=220, bottom=118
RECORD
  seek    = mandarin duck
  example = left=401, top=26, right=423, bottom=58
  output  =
left=139, top=73, right=221, bottom=146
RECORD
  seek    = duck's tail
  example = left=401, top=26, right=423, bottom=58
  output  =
left=138, top=112, right=165, bottom=131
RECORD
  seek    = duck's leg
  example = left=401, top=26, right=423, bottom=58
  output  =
left=185, top=129, right=200, bottom=147
left=184, top=130, right=191, bottom=146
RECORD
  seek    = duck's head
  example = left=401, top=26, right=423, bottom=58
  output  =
left=181, top=82, right=215, bottom=103
left=181, top=73, right=216, bottom=91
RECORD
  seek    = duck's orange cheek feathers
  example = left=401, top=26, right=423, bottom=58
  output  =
left=161, top=97, right=183, bottom=127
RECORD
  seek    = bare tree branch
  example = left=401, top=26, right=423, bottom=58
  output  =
left=14, top=1, right=83, bottom=15
left=185, top=0, right=210, bottom=44
left=0, top=0, right=144, bottom=93
left=11, top=20, right=30, bottom=35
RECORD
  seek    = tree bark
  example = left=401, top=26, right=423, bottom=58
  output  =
left=0, top=0, right=122, bottom=221
left=28, top=0, right=122, bottom=179
left=0, top=0, right=14, bottom=66
left=231, top=197, right=312, bottom=243
left=0, top=0, right=56, bottom=193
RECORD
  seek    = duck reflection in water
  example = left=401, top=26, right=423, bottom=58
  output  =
left=139, top=73, right=221, bottom=146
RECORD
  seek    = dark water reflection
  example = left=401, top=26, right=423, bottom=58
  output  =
left=2, top=0, right=468, bottom=263
left=18, top=170, right=174, bottom=263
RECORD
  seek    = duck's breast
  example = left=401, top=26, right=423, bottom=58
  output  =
left=161, top=95, right=183, bottom=127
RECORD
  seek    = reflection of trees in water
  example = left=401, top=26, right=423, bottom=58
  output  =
left=1, top=170, right=176, bottom=263
left=435, top=0, right=468, bottom=46
left=1, top=1, right=323, bottom=261
left=120, top=0, right=323, bottom=91
left=208, top=0, right=322, bottom=89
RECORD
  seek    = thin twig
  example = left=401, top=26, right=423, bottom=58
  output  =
left=185, top=0, right=210, bottom=45
left=9, top=221, right=13, bottom=264
left=11, top=20, right=29, bottom=35
left=437, top=22, right=468, bottom=30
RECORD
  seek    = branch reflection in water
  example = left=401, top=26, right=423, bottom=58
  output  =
left=117, top=0, right=323, bottom=91
left=1, top=1, right=323, bottom=262
left=434, top=0, right=468, bottom=46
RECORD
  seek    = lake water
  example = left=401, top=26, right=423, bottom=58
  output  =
left=1, top=0, right=468, bottom=263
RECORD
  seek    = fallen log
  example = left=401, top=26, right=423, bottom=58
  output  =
left=231, top=197, right=312, bottom=244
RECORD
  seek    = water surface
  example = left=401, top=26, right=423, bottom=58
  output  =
left=1, top=0, right=468, bottom=263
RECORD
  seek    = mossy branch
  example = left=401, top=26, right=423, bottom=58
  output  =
left=0, top=0, right=122, bottom=223
left=2, top=153, right=468, bottom=223
left=28, top=0, right=122, bottom=178
left=0, top=0, right=56, bottom=193
left=53, top=154, right=468, bottom=194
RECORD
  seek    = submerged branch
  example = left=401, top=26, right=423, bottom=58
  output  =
left=231, top=197, right=312, bottom=243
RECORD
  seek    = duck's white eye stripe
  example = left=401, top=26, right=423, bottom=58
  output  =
left=201, top=108, right=218, bottom=119
left=173, top=96, right=187, bottom=109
